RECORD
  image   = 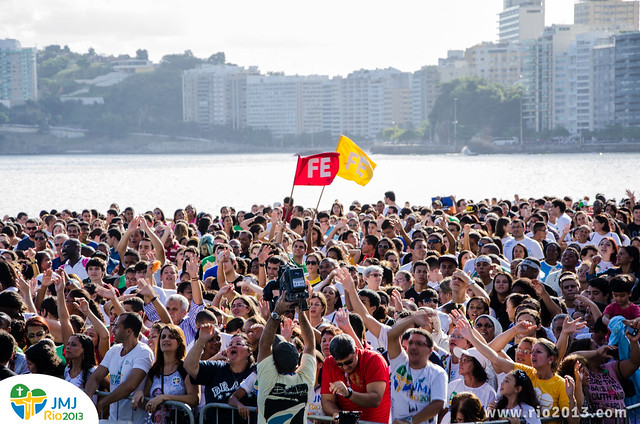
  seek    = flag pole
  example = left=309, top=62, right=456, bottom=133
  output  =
left=315, top=186, right=326, bottom=214
left=284, top=182, right=295, bottom=221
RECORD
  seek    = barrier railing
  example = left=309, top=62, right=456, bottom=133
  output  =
left=96, top=390, right=195, bottom=424
left=93, top=393, right=640, bottom=424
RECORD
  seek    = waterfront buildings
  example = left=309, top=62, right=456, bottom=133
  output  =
left=0, top=39, right=37, bottom=107
left=181, top=0, right=640, bottom=140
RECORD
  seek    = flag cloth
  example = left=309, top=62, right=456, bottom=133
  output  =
left=293, top=152, right=340, bottom=186
left=335, top=135, right=377, bottom=186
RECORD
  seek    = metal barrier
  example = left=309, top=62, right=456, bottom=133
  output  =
left=92, top=393, right=640, bottom=424
left=96, top=390, right=195, bottom=424
left=199, top=403, right=380, bottom=424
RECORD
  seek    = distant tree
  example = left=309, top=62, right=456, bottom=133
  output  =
left=0, top=112, right=8, bottom=125
left=160, top=50, right=203, bottom=70
left=207, top=52, right=226, bottom=64
left=136, top=49, right=149, bottom=61
left=76, top=56, right=91, bottom=69
left=88, top=47, right=96, bottom=56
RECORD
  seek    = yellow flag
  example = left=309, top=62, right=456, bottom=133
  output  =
left=335, top=135, right=377, bottom=186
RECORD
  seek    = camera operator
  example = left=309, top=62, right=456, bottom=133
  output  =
left=321, top=333, right=391, bottom=424
left=257, top=289, right=316, bottom=424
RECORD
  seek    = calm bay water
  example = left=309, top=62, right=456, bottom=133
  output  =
left=1, top=152, right=637, bottom=216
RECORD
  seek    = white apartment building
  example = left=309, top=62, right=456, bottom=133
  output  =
left=182, top=64, right=258, bottom=129
left=499, top=0, right=545, bottom=43
left=245, top=74, right=329, bottom=138
left=0, top=39, right=37, bottom=107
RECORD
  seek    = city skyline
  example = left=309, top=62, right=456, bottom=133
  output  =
left=3, top=0, right=576, bottom=76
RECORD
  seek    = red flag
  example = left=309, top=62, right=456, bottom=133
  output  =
left=293, top=152, right=340, bottom=186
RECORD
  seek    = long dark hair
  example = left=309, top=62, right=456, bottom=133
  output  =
left=25, top=339, right=65, bottom=377
left=67, top=333, right=97, bottom=388
left=496, top=369, right=539, bottom=410
left=149, top=325, right=188, bottom=380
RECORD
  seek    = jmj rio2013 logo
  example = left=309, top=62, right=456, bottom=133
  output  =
left=2, top=375, right=97, bottom=422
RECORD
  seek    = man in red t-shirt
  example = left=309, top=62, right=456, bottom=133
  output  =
left=321, top=334, right=391, bottom=424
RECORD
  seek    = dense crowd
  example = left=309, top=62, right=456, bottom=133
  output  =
left=1, top=190, right=640, bottom=424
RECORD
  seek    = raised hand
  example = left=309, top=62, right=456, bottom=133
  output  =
left=198, top=323, right=217, bottom=343
left=280, top=318, right=294, bottom=341
left=562, top=316, right=586, bottom=334
left=186, top=259, right=199, bottom=279
left=333, top=268, right=355, bottom=292
left=334, top=308, right=350, bottom=331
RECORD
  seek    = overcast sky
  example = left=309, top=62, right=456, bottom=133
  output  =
left=3, top=0, right=576, bottom=76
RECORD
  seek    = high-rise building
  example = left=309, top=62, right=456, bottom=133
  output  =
left=245, top=74, right=330, bottom=138
left=337, top=68, right=413, bottom=139
left=575, top=0, right=639, bottom=32
left=526, top=24, right=590, bottom=132
left=182, top=64, right=258, bottom=129
left=592, top=43, right=616, bottom=131
left=411, top=66, right=440, bottom=129
left=615, top=32, right=640, bottom=128
left=567, top=31, right=615, bottom=133
left=499, top=0, right=545, bottom=42
left=0, top=39, right=37, bottom=107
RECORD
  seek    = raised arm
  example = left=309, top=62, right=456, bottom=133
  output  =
left=387, top=310, right=431, bottom=360
left=334, top=268, right=383, bottom=338
left=184, top=323, right=216, bottom=378
left=77, top=297, right=110, bottom=360
left=186, top=260, right=203, bottom=306
left=452, top=310, right=515, bottom=374
left=298, top=298, right=315, bottom=356
left=555, top=316, right=586, bottom=360
left=257, top=245, right=272, bottom=288
left=488, top=320, right=536, bottom=351
left=138, top=279, right=172, bottom=324
left=117, top=216, right=140, bottom=260
left=55, top=274, right=74, bottom=346
left=140, top=217, right=166, bottom=266
left=531, top=279, right=562, bottom=317
left=258, top=293, right=295, bottom=363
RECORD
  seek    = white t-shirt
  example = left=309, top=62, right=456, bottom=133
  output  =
left=388, top=350, right=448, bottom=424
left=64, top=365, right=96, bottom=389
left=589, top=231, right=622, bottom=247
left=100, top=342, right=154, bottom=424
left=447, top=378, right=496, bottom=408
left=503, top=237, right=544, bottom=261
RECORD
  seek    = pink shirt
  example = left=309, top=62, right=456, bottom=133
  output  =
left=603, top=302, right=640, bottom=320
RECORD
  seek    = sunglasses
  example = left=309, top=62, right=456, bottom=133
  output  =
left=26, top=227, right=37, bottom=231
left=335, top=357, right=354, bottom=368
left=306, top=261, right=318, bottom=266
left=377, top=245, right=390, bottom=249
left=427, top=239, right=440, bottom=245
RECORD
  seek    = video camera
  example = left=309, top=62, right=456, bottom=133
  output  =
left=263, top=263, right=309, bottom=312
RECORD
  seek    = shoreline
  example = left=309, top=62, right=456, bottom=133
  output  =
left=2, top=127, right=640, bottom=156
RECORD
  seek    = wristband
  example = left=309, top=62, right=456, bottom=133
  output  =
left=345, top=388, right=353, bottom=398
left=147, top=296, right=158, bottom=305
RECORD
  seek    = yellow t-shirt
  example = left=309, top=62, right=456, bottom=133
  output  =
left=307, top=275, right=321, bottom=287
left=514, top=363, right=569, bottom=413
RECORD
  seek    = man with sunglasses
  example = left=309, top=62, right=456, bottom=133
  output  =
left=321, top=333, right=391, bottom=424
left=15, top=218, right=39, bottom=252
